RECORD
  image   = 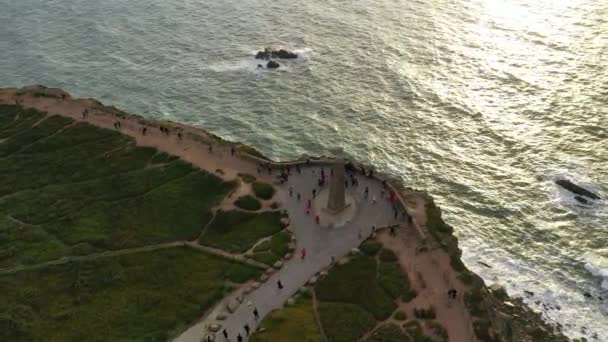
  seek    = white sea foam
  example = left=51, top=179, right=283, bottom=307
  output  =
left=584, top=253, right=608, bottom=290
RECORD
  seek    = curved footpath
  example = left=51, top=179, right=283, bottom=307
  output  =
left=175, top=166, right=400, bottom=342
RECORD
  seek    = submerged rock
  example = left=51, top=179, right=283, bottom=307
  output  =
left=575, top=195, right=588, bottom=204
left=555, top=179, right=600, bottom=200
left=266, top=60, right=280, bottom=69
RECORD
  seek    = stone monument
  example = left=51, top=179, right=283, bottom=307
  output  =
left=325, top=161, right=349, bottom=214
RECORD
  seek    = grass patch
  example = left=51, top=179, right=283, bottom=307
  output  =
left=234, top=195, right=262, bottom=211
left=379, top=248, right=398, bottom=262
left=360, top=240, right=382, bottom=255
left=251, top=231, right=290, bottom=265
left=0, top=105, right=235, bottom=268
left=378, top=262, right=416, bottom=302
left=368, top=323, right=409, bottom=342
left=237, top=173, right=256, bottom=184
left=0, top=247, right=259, bottom=341
left=252, top=181, right=275, bottom=200
left=315, top=254, right=396, bottom=320
left=199, top=210, right=285, bottom=253
left=317, top=302, right=375, bottom=342
left=250, top=298, right=322, bottom=342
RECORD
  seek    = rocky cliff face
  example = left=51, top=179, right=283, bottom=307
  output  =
left=422, top=196, right=570, bottom=342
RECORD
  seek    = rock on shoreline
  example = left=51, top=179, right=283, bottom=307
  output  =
left=556, top=179, right=600, bottom=201
left=255, top=48, right=298, bottom=60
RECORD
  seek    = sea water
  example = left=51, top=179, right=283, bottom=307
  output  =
left=1, top=0, right=607, bottom=339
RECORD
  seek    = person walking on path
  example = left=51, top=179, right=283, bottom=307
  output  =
left=315, top=215, right=320, bottom=224
left=301, top=248, right=307, bottom=260
left=312, top=188, right=317, bottom=198
left=372, top=195, right=377, bottom=204
left=254, top=308, right=259, bottom=321
left=231, top=147, right=235, bottom=156
left=208, top=144, right=213, bottom=153
left=222, top=329, right=228, bottom=339
left=306, top=199, right=311, bottom=214
left=237, top=333, right=243, bottom=342
left=390, top=226, right=396, bottom=236
left=244, top=324, right=250, bottom=336
left=296, top=165, right=301, bottom=174
left=364, top=186, right=369, bottom=199
left=297, top=192, right=301, bottom=201
left=277, top=280, right=284, bottom=290
left=289, top=187, right=294, bottom=197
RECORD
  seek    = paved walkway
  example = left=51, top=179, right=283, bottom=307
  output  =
left=175, top=165, right=403, bottom=342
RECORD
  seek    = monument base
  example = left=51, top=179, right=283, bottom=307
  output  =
left=312, top=188, right=357, bottom=228
left=323, top=203, right=352, bottom=215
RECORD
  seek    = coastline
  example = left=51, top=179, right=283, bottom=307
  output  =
left=0, top=84, right=572, bottom=341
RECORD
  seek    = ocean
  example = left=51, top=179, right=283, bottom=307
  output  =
left=1, top=0, right=607, bottom=339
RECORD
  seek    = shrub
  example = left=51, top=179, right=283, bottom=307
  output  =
left=360, top=240, right=382, bottom=255
left=450, top=254, right=467, bottom=272
left=252, top=182, right=275, bottom=200
left=473, top=320, right=498, bottom=342
left=426, top=321, right=449, bottom=342
left=379, top=248, right=398, bottom=262
left=465, top=289, right=486, bottom=317
left=234, top=195, right=261, bottom=211
left=238, top=144, right=269, bottom=160
left=393, top=310, right=407, bottom=321
left=237, top=173, right=256, bottom=183
left=413, top=307, right=436, bottom=320
left=318, top=302, right=375, bottom=342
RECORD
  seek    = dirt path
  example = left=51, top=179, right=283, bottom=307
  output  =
left=378, top=230, right=477, bottom=342
left=0, top=241, right=267, bottom=276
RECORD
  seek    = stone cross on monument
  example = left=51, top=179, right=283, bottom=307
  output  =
left=325, top=161, right=349, bottom=214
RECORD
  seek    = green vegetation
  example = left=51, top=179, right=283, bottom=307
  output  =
left=199, top=210, right=285, bottom=253
left=237, top=173, right=256, bottom=184
left=252, top=181, right=275, bottom=200
left=360, top=240, right=382, bottom=255
left=393, top=310, right=407, bottom=321
left=318, top=302, right=375, bottom=342
left=250, top=298, right=323, bottom=342
left=402, top=320, right=432, bottom=342
left=0, top=105, right=235, bottom=268
left=473, top=320, right=498, bottom=342
left=0, top=247, right=260, bottom=341
left=251, top=231, right=291, bottom=265
left=315, top=255, right=396, bottom=320
left=367, top=324, right=410, bottom=342
left=413, top=307, right=436, bottom=320
left=378, top=261, right=417, bottom=302
left=379, top=248, right=398, bottom=262
left=426, top=321, right=449, bottom=342
left=464, top=289, right=486, bottom=317
left=238, top=144, right=270, bottom=160
left=234, top=195, right=262, bottom=211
